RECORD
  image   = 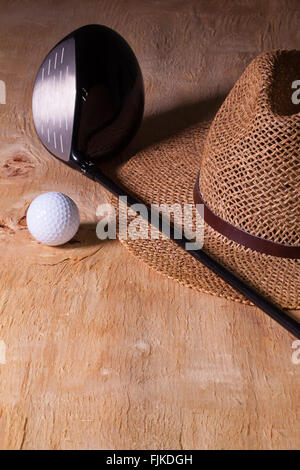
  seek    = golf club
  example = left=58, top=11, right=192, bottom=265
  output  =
left=32, top=24, right=300, bottom=339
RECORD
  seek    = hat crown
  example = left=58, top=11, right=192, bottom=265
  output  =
left=199, top=50, right=300, bottom=247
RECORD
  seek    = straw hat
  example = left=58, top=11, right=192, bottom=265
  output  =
left=109, top=50, right=300, bottom=309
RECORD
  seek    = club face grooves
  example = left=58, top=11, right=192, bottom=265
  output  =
left=33, top=24, right=144, bottom=165
left=32, top=37, right=76, bottom=162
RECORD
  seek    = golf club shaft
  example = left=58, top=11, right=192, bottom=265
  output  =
left=82, top=161, right=300, bottom=340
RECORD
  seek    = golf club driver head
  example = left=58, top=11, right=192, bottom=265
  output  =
left=32, top=24, right=144, bottom=167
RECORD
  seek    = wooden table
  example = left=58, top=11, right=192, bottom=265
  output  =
left=0, top=0, right=299, bottom=450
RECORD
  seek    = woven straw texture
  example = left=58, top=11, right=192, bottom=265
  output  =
left=109, top=51, right=300, bottom=309
left=199, top=50, right=300, bottom=245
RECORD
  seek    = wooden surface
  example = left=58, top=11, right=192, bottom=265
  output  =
left=0, top=0, right=300, bottom=450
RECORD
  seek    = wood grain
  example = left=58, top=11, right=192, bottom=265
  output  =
left=0, top=0, right=299, bottom=450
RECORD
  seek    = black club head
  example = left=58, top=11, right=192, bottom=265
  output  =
left=32, top=24, right=144, bottom=166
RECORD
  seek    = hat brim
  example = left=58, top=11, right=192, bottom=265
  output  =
left=107, top=121, right=300, bottom=309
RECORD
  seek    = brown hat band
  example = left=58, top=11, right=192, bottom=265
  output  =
left=194, top=173, right=300, bottom=259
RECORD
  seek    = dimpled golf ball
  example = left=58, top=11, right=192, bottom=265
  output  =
left=26, top=192, right=80, bottom=246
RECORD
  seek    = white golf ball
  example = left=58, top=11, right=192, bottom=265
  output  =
left=26, top=192, right=80, bottom=246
